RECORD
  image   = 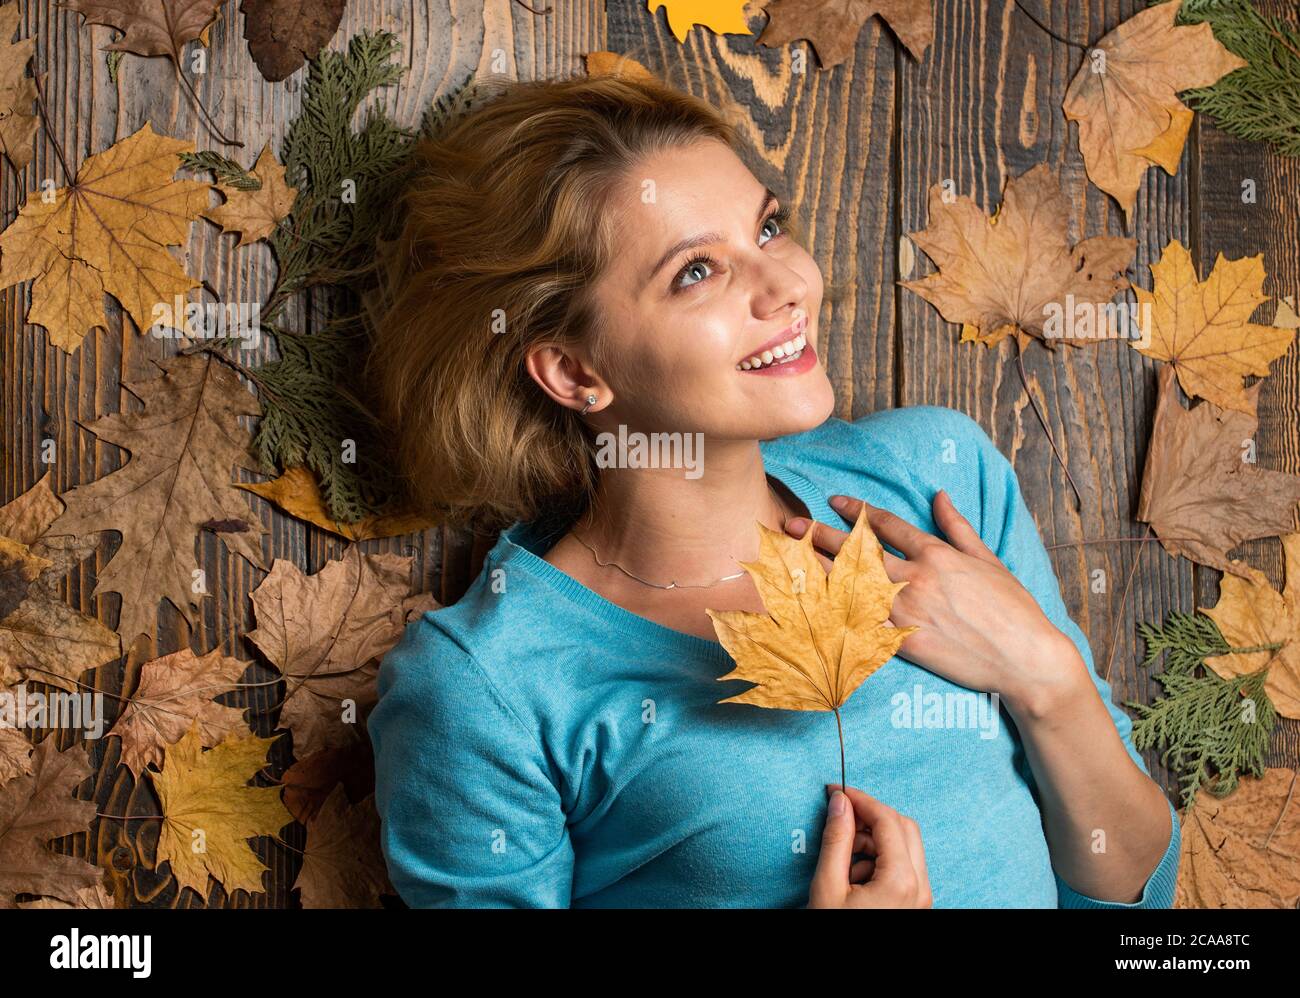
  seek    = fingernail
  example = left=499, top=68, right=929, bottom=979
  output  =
left=829, top=790, right=847, bottom=817
left=829, top=495, right=849, bottom=511
left=785, top=517, right=809, bottom=536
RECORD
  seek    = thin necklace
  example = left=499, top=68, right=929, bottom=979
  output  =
left=570, top=483, right=794, bottom=590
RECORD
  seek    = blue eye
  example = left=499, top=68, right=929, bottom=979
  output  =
left=759, top=211, right=786, bottom=245
left=676, top=253, right=712, bottom=290
left=670, top=204, right=792, bottom=295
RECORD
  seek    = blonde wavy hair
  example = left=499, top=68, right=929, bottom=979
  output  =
left=366, top=68, right=823, bottom=534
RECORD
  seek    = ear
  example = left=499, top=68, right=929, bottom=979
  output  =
left=525, top=342, right=612, bottom=414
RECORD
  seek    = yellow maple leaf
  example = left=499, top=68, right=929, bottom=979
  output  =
left=584, top=51, right=657, bottom=80
left=706, top=504, right=915, bottom=784
left=150, top=723, right=293, bottom=898
left=1133, top=240, right=1295, bottom=414
left=0, top=122, right=209, bottom=353
left=202, top=142, right=297, bottom=246
left=1202, top=533, right=1300, bottom=720
left=1274, top=296, right=1300, bottom=330
left=235, top=465, right=434, bottom=541
left=648, top=0, right=751, bottom=43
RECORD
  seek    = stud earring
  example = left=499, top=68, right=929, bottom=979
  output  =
left=580, top=393, right=598, bottom=415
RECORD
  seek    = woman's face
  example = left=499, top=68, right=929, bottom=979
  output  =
left=575, top=137, right=835, bottom=442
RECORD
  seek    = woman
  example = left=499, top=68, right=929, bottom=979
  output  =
left=364, top=72, right=1180, bottom=908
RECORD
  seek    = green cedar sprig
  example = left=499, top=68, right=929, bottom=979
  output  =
left=1137, top=610, right=1231, bottom=675
left=179, top=150, right=263, bottom=191
left=237, top=32, right=476, bottom=522
left=265, top=31, right=411, bottom=317
left=1128, top=609, right=1280, bottom=809
left=186, top=30, right=480, bottom=521
left=1156, top=0, right=1300, bottom=157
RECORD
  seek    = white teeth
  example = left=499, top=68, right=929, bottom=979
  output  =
left=737, top=331, right=807, bottom=371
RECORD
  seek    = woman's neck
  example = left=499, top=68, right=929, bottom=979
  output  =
left=571, top=438, right=796, bottom=588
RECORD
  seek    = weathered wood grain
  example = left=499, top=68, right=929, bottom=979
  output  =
left=3, top=0, right=1296, bottom=907
left=2, top=0, right=605, bottom=908
left=896, top=0, right=1213, bottom=803
left=1192, top=75, right=1300, bottom=770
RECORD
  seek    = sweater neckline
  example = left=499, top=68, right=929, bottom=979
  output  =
left=493, top=452, right=843, bottom=667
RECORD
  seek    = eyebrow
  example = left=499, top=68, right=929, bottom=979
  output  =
left=646, top=187, right=780, bottom=285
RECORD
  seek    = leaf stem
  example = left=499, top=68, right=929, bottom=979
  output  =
left=834, top=707, right=846, bottom=796
left=95, top=812, right=165, bottom=820
left=1015, top=339, right=1083, bottom=510
left=1044, top=534, right=1199, bottom=550
left=170, top=57, right=243, bottom=148
left=1228, top=642, right=1284, bottom=655
left=1101, top=523, right=1152, bottom=682
left=32, top=72, right=73, bottom=185
left=1011, top=0, right=1090, bottom=50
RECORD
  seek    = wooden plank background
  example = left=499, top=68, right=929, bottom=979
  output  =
left=2, top=0, right=1295, bottom=907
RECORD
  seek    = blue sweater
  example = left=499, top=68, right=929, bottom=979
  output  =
left=368, top=406, right=1181, bottom=908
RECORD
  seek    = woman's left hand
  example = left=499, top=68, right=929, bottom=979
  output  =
left=785, top=491, right=1086, bottom=718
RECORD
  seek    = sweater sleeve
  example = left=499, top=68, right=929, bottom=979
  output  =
left=367, top=613, right=574, bottom=908
left=963, top=410, right=1181, bottom=908
left=858, top=406, right=1181, bottom=908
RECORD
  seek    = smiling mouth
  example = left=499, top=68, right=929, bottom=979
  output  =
left=736, top=322, right=809, bottom=371
left=736, top=336, right=807, bottom=371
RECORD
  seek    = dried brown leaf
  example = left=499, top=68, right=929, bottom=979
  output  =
left=757, top=0, right=932, bottom=66
left=1063, top=2, right=1246, bottom=219
left=1175, top=768, right=1300, bottom=909
left=247, top=549, right=438, bottom=759
left=240, top=0, right=345, bottom=82
left=46, top=353, right=269, bottom=643
left=902, top=165, right=1134, bottom=349
left=1132, top=240, right=1294, bottom=414
left=279, top=741, right=374, bottom=824
left=236, top=465, right=434, bottom=541
left=61, top=0, right=222, bottom=60
left=0, top=123, right=209, bottom=352
left=202, top=141, right=297, bottom=246
left=1136, top=366, right=1300, bottom=578
left=0, top=3, right=37, bottom=174
left=0, top=739, right=101, bottom=908
left=292, top=785, right=391, bottom=907
left=109, top=647, right=251, bottom=775
left=149, top=722, right=292, bottom=898
left=1203, top=534, right=1300, bottom=720
left=706, top=503, right=913, bottom=710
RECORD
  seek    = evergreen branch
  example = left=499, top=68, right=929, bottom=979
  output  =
left=1137, top=609, right=1284, bottom=676
left=1137, top=610, right=1231, bottom=675
left=1127, top=666, right=1275, bottom=810
left=1155, top=0, right=1300, bottom=157
left=265, top=31, right=415, bottom=318
left=230, top=34, right=483, bottom=522
left=179, top=151, right=263, bottom=191
left=185, top=32, right=482, bottom=522
left=419, top=71, right=479, bottom=140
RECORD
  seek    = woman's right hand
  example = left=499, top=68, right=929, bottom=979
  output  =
left=807, top=785, right=933, bottom=908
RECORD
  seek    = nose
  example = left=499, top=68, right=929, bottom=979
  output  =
left=749, top=250, right=809, bottom=325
